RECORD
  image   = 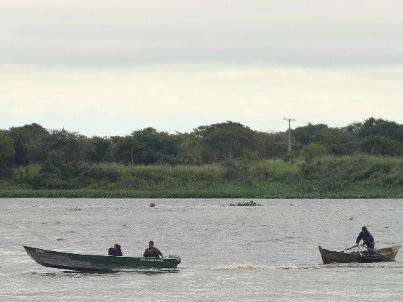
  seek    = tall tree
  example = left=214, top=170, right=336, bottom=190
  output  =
left=294, top=123, right=358, bottom=155
left=348, top=118, right=403, bottom=155
left=258, top=132, right=288, bottom=158
left=111, top=135, right=139, bottom=165
left=8, top=123, right=48, bottom=165
left=130, top=128, right=180, bottom=164
left=194, top=121, right=260, bottom=162
left=177, top=133, right=203, bottom=164
left=0, top=131, right=14, bottom=174
left=352, top=117, right=403, bottom=141
left=42, top=129, right=90, bottom=164
left=87, top=136, right=112, bottom=162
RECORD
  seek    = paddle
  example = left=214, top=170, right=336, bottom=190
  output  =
left=344, top=244, right=358, bottom=251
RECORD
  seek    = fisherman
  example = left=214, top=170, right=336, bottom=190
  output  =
left=356, top=226, right=375, bottom=251
left=143, top=241, right=163, bottom=258
left=108, top=243, right=123, bottom=256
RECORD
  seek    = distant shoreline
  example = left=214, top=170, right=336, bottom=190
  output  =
left=0, top=187, right=402, bottom=199
left=1, top=119, right=403, bottom=199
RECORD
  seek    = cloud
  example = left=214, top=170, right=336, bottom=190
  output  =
left=1, top=1, right=402, bottom=134
left=0, top=63, right=402, bottom=135
left=1, top=0, right=403, bottom=66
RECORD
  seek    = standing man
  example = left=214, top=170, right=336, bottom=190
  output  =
left=143, top=241, right=164, bottom=258
left=356, top=226, right=375, bottom=250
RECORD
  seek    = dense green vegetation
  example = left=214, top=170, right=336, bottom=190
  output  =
left=0, top=118, right=402, bottom=198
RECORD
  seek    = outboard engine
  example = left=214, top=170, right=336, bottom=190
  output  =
left=168, top=255, right=181, bottom=264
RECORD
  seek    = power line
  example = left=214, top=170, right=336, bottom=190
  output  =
left=283, top=117, right=295, bottom=153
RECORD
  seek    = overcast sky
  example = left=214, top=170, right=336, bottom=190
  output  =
left=1, top=0, right=403, bottom=135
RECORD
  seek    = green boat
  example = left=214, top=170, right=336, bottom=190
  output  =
left=24, top=246, right=181, bottom=272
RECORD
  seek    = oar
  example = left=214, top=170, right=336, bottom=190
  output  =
left=344, top=244, right=358, bottom=251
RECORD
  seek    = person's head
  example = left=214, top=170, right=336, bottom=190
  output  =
left=362, top=226, right=368, bottom=232
left=149, top=241, right=154, bottom=248
left=114, top=244, right=121, bottom=250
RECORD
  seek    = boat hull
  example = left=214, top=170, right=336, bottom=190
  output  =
left=319, top=245, right=400, bottom=264
left=24, top=246, right=180, bottom=272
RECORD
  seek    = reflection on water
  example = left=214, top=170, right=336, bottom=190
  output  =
left=30, top=269, right=179, bottom=277
left=0, top=198, right=402, bottom=301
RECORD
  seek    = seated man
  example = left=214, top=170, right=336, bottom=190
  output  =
left=143, top=241, right=163, bottom=258
left=108, top=243, right=123, bottom=256
left=356, top=226, right=375, bottom=250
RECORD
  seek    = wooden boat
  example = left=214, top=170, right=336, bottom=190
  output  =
left=319, top=245, right=400, bottom=264
left=24, top=246, right=181, bottom=272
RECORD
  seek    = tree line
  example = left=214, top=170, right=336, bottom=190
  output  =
left=0, top=118, right=402, bottom=178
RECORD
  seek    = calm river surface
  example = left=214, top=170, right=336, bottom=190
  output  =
left=0, top=198, right=402, bottom=301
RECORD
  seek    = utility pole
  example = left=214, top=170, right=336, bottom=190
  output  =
left=283, top=117, right=295, bottom=153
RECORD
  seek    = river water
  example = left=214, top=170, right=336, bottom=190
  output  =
left=0, top=198, right=402, bottom=301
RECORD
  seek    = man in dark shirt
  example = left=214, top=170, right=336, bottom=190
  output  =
left=356, top=226, right=375, bottom=250
left=108, top=244, right=123, bottom=256
left=143, top=241, right=163, bottom=258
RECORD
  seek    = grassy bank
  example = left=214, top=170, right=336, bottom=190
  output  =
left=0, top=185, right=402, bottom=199
left=1, top=155, right=402, bottom=198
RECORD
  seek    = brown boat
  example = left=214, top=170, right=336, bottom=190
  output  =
left=319, top=245, right=400, bottom=264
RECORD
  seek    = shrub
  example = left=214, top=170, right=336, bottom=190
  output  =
left=223, top=160, right=248, bottom=180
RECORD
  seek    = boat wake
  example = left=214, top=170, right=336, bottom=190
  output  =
left=211, top=263, right=325, bottom=271
left=211, top=263, right=271, bottom=270
left=117, top=268, right=180, bottom=274
left=211, top=262, right=403, bottom=271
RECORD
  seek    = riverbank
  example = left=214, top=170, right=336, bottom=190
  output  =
left=0, top=185, right=402, bottom=198
left=1, top=155, right=402, bottom=198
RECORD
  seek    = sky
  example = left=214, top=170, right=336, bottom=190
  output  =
left=1, top=0, right=403, bottom=136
